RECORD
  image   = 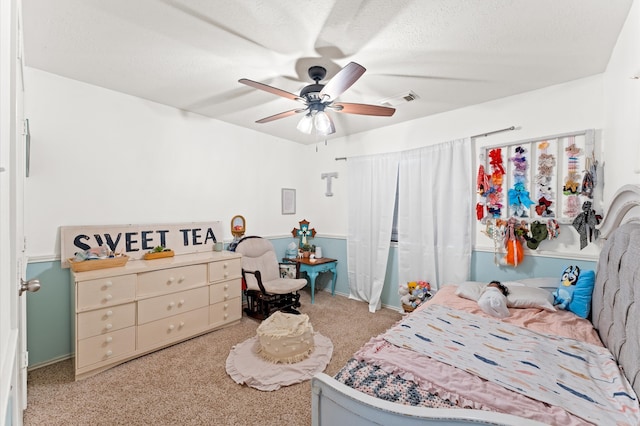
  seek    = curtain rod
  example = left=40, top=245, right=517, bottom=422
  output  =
left=335, top=126, right=516, bottom=161
left=471, top=126, right=515, bottom=139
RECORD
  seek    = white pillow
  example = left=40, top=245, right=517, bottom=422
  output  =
left=506, top=286, right=556, bottom=311
left=514, top=277, right=559, bottom=289
left=455, top=282, right=484, bottom=301
left=456, top=281, right=556, bottom=311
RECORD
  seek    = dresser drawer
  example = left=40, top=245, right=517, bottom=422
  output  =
left=137, top=306, right=209, bottom=350
left=77, top=303, right=136, bottom=340
left=209, top=298, right=241, bottom=327
left=138, top=286, right=209, bottom=325
left=209, top=278, right=242, bottom=305
left=209, top=258, right=241, bottom=283
left=76, top=275, right=136, bottom=311
left=76, top=327, right=136, bottom=369
left=137, top=264, right=206, bottom=297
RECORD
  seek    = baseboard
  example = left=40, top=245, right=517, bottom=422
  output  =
left=28, top=354, right=73, bottom=372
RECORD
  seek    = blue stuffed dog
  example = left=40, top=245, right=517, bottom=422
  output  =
left=553, top=265, right=581, bottom=309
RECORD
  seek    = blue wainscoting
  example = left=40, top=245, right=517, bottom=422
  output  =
left=25, top=261, right=73, bottom=367
left=25, top=237, right=596, bottom=368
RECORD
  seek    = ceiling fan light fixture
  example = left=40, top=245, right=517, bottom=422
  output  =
left=297, top=113, right=314, bottom=134
left=240, top=62, right=389, bottom=139
left=314, top=111, right=332, bottom=135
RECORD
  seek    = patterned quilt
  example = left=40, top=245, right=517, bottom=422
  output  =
left=383, top=304, right=640, bottom=425
left=334, top=358, right=457, bottom=409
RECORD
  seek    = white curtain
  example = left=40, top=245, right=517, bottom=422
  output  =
left=347, top=153, right=400, bottom=312
left=398, top=138, right=473, bottom=290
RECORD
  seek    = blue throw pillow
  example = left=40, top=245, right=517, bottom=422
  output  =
left=568, top=269, right=596, bottom=319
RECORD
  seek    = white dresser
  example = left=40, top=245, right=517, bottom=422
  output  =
left=71, top=251, right=242, bottom=380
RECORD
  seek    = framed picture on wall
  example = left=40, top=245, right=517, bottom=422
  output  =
left=281, top=188, right=296, bottom=215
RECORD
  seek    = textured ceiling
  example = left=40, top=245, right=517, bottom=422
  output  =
left=21, top=0, right=633, bottom=144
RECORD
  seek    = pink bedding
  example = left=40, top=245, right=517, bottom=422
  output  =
left=427, top=286, right=603, bottom=346
left=350, top=285, right=605, bottom=425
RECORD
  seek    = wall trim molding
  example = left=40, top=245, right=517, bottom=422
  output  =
left=473, top=245, right=599, bottom=261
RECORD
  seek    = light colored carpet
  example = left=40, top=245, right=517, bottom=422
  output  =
left=24, top=289, right=402, bottom=426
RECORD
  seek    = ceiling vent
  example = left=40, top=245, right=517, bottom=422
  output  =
left=379, top=91, right=420, bottom=107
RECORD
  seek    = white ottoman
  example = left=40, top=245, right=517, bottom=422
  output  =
left=256, top=311, right=314, bottom=364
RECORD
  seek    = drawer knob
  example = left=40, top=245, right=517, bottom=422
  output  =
left=106, top=350, right=113, bottom=357
left=105, top=294, right=113, bottom=301
left=106, top=323, right=113, bottom=330
left=168, top=324, right=175, bottom=331
left=105, top=336, right=113, bottom=343
left=168, top=301, right=175, bottom=308
left=224, top=313, right=228, bottom=319
left=105, top=281, right=113, bottom=288
left=179, top=321, right=185, bottom=328
left=224, top=284, right=229, bottom=290
left=224, top=272, right=229, bottom=278
left=224, top=303, right=228, bottom=309
left=168, top=277, right=175, bottom=283
left=106, top=310, right=113, bottom=317
left=178, top=299, right=185, bottom=306
left=223, top=263, right=228, bottom=269
left=224, top=295, right=228, bottom=300
left=179, top=276, right=185, bottom=283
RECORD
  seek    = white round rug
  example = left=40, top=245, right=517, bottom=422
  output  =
left=225, top=332, right=333, bottom=391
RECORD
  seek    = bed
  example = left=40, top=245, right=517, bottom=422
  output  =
left=311, top=184, right=640, bottom=426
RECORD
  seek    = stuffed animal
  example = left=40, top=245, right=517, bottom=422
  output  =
left=553, top=265, right=581, bottom=309
left=398, top=283, right=413, bottom=306
left=411, top=287, right=428, bottom=308
left=417, top=281, right=431, bottom=291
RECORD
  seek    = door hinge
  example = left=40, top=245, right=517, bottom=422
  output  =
left=21, top=351, right=29, bottom=369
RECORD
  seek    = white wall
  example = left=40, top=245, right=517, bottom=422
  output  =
left=603, top=0, right=640, bottom=201
left=24, top=68, right=313, bottom=258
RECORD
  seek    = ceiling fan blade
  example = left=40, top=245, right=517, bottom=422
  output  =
left=255, top=109, right=305, bottom=124
left=319, top=62, right=366, bottom=100
left=238, top=78, right=302, bottom=102
left=332, top=102, right=396, bottom=117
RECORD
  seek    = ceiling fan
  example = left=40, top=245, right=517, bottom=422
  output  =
left=238, top=62, right=395, bottom=136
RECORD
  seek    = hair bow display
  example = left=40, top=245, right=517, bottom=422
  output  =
left=572, top=201, right=601, bottom=249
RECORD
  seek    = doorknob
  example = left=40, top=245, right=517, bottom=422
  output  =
left=19, top=278, right=41, bottom=296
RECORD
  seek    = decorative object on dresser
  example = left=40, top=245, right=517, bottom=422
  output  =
left=234, top=236, right=307, bottom=320
left=143, top=246, right=174, bottom=260
left=68, top=254, right=129, bottom=272
left=227, top=215, right=246, bottom=252
left=60, top=221, right=224, bottom=264
left=230, top=215, right=246, bottom=239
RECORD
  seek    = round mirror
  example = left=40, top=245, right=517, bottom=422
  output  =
left=231, top=215, right=246, bottom=238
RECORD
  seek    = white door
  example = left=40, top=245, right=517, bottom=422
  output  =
left=1, top=0, right=29, bottom=424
